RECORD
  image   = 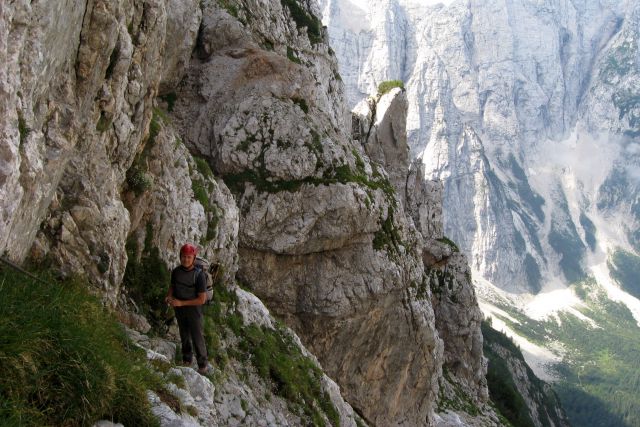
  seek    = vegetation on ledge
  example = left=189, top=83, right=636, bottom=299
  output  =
left=377, top=80, right=404, bottom=96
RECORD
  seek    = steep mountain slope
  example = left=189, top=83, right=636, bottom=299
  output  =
left=322, top=0, right=639, bottom=295
left=0, top=0, right=526, bottom=425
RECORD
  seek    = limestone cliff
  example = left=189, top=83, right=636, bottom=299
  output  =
left=322, top=0, right=640, bottom=295
left=2, top=0, right=504, bottom=425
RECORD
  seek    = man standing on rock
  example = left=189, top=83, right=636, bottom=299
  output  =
left=165, top=243, right=210, bottom=374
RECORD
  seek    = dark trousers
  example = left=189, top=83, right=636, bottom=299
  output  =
left=175, top=306, right=208, bottom=368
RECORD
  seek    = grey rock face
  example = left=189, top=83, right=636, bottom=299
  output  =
left=427, top=247, right=487, bottom=405
left=406, top=160, right=443, bottom=241
left=323, top=0, right=640, bottom=293
left=123, top=119, right=239, bottom=284
left=0, top=0, right=238, bottom=305
left=356, top=88, right=490, bottom=417
left=1, top=0, right=86, bottom=261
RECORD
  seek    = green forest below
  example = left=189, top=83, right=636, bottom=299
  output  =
left=492, top=277, right=640, bottom=427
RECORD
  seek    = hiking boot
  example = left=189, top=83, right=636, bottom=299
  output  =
left=197, top=363, right=212, bottom=375
left=180, top=360, right=192, bottom=367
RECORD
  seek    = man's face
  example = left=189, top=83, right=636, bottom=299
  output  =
left=180, top=253, right=195, bottom=268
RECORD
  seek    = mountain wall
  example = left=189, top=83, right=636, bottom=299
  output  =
left=322, top=0, right=640, bottom=293
left=0, top=0, right=507, bottom=425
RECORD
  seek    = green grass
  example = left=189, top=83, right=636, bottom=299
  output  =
left=372, top=209, right=402, bottom=255
left=125, top=108, right=169, bottom=196
left=17, top=112, right=29, bottom=145
left=222, top=149, right=394, bottom=202
left=238, top=323, right=340, bottom=426
left=126, top=160, right=152, bottom=195
left=0, top=265, right=160, bottom=426
left=437, top=368, right=481, bottom=417
left=377, top=80, right=404, bottom=95
left=437, top=236, right=460, bottom=252
left=147, top=109, right=164, bottom=146
left=217, top=0, right=239, bottom=18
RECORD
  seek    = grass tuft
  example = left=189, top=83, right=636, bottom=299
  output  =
left=377, top=80, right=404, bottom=95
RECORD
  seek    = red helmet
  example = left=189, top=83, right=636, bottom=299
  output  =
left=179, top=243, right=198, bottom=256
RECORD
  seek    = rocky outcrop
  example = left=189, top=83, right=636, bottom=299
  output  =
left=128, top=285, right=362, bottom=427
left=427, top=244, right=487, bottom=406
left=352, top=88, right=410, bottom=196
left=167, top=2, right=447, bottom=424
left=406, top=160, right=443, bottom=241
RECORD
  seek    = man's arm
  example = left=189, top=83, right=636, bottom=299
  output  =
left=169, top=292, right=206, bottom=307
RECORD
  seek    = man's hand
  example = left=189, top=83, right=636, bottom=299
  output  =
left=166, top=297, right=183, bottom=307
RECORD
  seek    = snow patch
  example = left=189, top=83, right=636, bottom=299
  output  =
left=523, top=288, right=584, bottom=321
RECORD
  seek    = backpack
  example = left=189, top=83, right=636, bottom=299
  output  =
left=194, top=257, right=215, bottom=304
